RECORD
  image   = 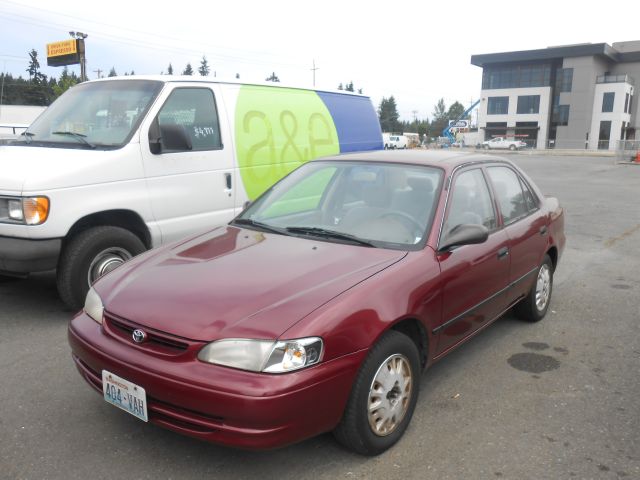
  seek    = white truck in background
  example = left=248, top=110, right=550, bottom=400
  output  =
left=382, top=133, right=408, bottom=149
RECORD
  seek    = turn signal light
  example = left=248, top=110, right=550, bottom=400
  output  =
left=23, top=197, right=50, bottom=225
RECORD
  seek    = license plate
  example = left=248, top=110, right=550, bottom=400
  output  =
left=102, top=370, right=148, bottom=422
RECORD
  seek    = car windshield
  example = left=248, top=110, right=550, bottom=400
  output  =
left=22, top=80, right=163, bottom=149
left=234, top=161, right=443, bottom=250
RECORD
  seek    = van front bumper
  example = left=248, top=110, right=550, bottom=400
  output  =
left=0, top=235, right=61, bottom=274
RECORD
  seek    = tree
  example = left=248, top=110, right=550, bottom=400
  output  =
left=447, top=101, right=465, bottom=121
left=337, top=82, right=343, bottom=90
left=52, top=67, right=79, bottom=98
left=167, top=63, right=174, bottom=75
left=345, top=81, right=354, bottom=92
left=182, top=63, right=193, bottom=76
left=26, top=49, right=46, bottom=84
left=265, top=72, right=280, bottom=82
left=378, top=96, right=400, bottom=133
left=235, top=73, right=240, bottom=79
left=357, top=88, right=363, bottom=94
left=108, top=67, right=117, bottom=77
left=198, top=56, right=210, bottom=76
left=431, top=98, right=449, bottom=137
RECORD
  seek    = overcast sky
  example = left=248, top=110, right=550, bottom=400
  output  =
left=1, top=0, right=639, bottom=121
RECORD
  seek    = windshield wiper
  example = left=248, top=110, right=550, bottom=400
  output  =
left=51, top=131, right=96, bottom=149
left=285, top=226, right=375, bottom=247
left=231, top=218, right=288, bottom=235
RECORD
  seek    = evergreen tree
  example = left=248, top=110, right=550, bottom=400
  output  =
left=378, top=96, right=400, bottom=133
left=337, top=83, right=343, bottom=90
left=108, top=67, right=117, bottom=77
left=198, top=56, right=210, bottom=76
left=52, top=67, right=79, bottom=98
left=345, top=81, right=354, bottom=92
left=431, top=98, right=449, bottom=137
left=167, top=63, right=174, bottom=75
left=26, top=49, right=46, bottom=84
left=357, top=88, right=363, bottom=94
left=447, top=101, right=465, bottom=121
left=265, top=72, right=280, bottom=82
left=183, top=63, right=193, bottom=76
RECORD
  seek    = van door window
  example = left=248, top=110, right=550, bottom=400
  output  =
left=157, top=88, right=222, bottom=151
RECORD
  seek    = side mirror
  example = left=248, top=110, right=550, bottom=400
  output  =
left=148, top=122, right=193, bottom=154
left=438, top=224, right=489, bottom=252
left=242, top=200, right=252, bottom=210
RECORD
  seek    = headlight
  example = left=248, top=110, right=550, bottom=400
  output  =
left=84, top=287, right=104, bottom=324
left=198, top=337, right=323, bottom=373
left=4, top=196, right=50, bottom=225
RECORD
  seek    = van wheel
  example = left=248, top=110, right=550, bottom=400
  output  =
left=333, top=330, right=420, bottom=456
left=57, top=226, right=146, bottom=310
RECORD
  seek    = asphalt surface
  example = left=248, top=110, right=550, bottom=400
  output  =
left=1, top=154, right=639, bottom=480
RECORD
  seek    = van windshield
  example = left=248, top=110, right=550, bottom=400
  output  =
left=23, top=80, right=163, bottom=149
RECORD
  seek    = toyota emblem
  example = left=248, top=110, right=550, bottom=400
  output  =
left=132, top=329, right=147, bottom=344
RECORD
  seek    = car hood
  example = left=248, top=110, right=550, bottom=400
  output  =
left=0, top=143, right=142, bottom=194
left=97, top=226, right=407, bottom=341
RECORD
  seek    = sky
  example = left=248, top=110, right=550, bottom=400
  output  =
left=1, top=0, right=639, bottom=121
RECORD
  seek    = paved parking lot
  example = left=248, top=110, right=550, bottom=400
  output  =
left=1, top=153, right=639, bottom=480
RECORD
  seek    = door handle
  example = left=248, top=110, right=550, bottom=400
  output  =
left=497, top=247, right=509, bottom=259
left=539, top=225, right=548, bottom=236
left=224, top=173, right=232, bottom=197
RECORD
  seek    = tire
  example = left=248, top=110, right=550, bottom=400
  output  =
left=509, top=144, right=516, bottom=151
left=57, top=226, right=146, bottom=310
left=515, top=254, right=553, bottom=322
left=334, top=330, right=420, bottom=456
left=483, top=144, right=489, bottom=150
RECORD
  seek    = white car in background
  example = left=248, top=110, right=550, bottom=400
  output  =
left=482, top=137, right=527, bottom=151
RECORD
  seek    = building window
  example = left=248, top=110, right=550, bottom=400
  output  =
left=552, top=105, right=570, bottom=126
left=555, top=68, right=573, bottom=92
left=487, top=96, right=509, bottom=115
left=625, top=93, right=630, bottom=113
left=598, top=120, right=611, bottom=149
left=515, top=121, right=538, bottom=147
left=482, top=64, right=552, bottom=89
left=602, top=92, right=615, bottom=113
left=484, top=122, right=507, bottom=140
left=517, top=95, right=540, bottom=114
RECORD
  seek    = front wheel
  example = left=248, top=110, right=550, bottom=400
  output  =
left=515, top=254, right=553, bottom=322
left=333, top=330, right=420, bottom=456
left=509, top=144, right=516, bottom=151
left=483, top=144, right=490, bottom=150
left=57, top=226, right=146, bottom=310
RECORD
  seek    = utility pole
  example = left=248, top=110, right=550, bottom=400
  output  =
left=311, top=59, right=319, bottom=87
left=93, top=68, right=103, bottom=79
left=69, top=31, right=88, bottom=81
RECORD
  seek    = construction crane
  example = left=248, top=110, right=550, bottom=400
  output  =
left=442, top=99, right=480, bottom=144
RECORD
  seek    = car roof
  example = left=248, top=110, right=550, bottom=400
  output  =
left=315, top=150, right=514, bottom=174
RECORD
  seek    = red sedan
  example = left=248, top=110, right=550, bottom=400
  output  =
left=68, top=151, right=565, bottom=455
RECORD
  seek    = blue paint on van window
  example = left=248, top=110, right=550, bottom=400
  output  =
left=316, top=92, right=383, bottom=153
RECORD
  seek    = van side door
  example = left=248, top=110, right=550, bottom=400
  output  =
left=140, top=85, right=235, bottom=244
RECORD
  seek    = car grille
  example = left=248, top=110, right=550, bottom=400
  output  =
left=72, top=355, right=224, bottom=434
left=103, top=311, right=190, bottom=355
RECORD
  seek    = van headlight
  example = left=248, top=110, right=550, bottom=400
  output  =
left=2, top=196, right=50, bottom=225
left=198, top=337, right=323, bottom=373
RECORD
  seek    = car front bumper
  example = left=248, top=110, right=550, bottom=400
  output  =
left=68, top=312, right=366, bottom=450
left=0, top=235, right=61, bottom=274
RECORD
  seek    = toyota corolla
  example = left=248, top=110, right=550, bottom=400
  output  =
left=68, top=151, right=565, bottom=455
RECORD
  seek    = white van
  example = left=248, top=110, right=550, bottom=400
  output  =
left=382, top=133, right=408, bottom=149
left=0, top=76, right=383, bottom=308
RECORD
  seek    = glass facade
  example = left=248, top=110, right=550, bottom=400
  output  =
left=556, top=68, right=573, bottom=92
left=482, top=63, right=552, bottom=89
left=602, top=92, right=615, bottom=112
left=487, top=96, right=509, bottom=115
left=598, top=120, right=612, bottom=149
left=552, top=105, right=569, bottom=126
left=516, top=95, right=540, bottom=114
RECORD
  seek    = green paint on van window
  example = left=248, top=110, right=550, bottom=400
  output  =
left=235, top=85, right=340, bottom=200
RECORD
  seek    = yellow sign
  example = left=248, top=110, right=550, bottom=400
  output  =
left=47, top=39, right=77, bottom=58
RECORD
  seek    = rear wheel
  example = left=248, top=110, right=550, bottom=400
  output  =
left=334, top=330, right=420, bottom=456
left=515, top=254, right=553, bottom=322
left=509, top=144, right=516, bottom=151
left=57, top=226, right=146, bottom=310
left=483, top=144, right=490, bottom=150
